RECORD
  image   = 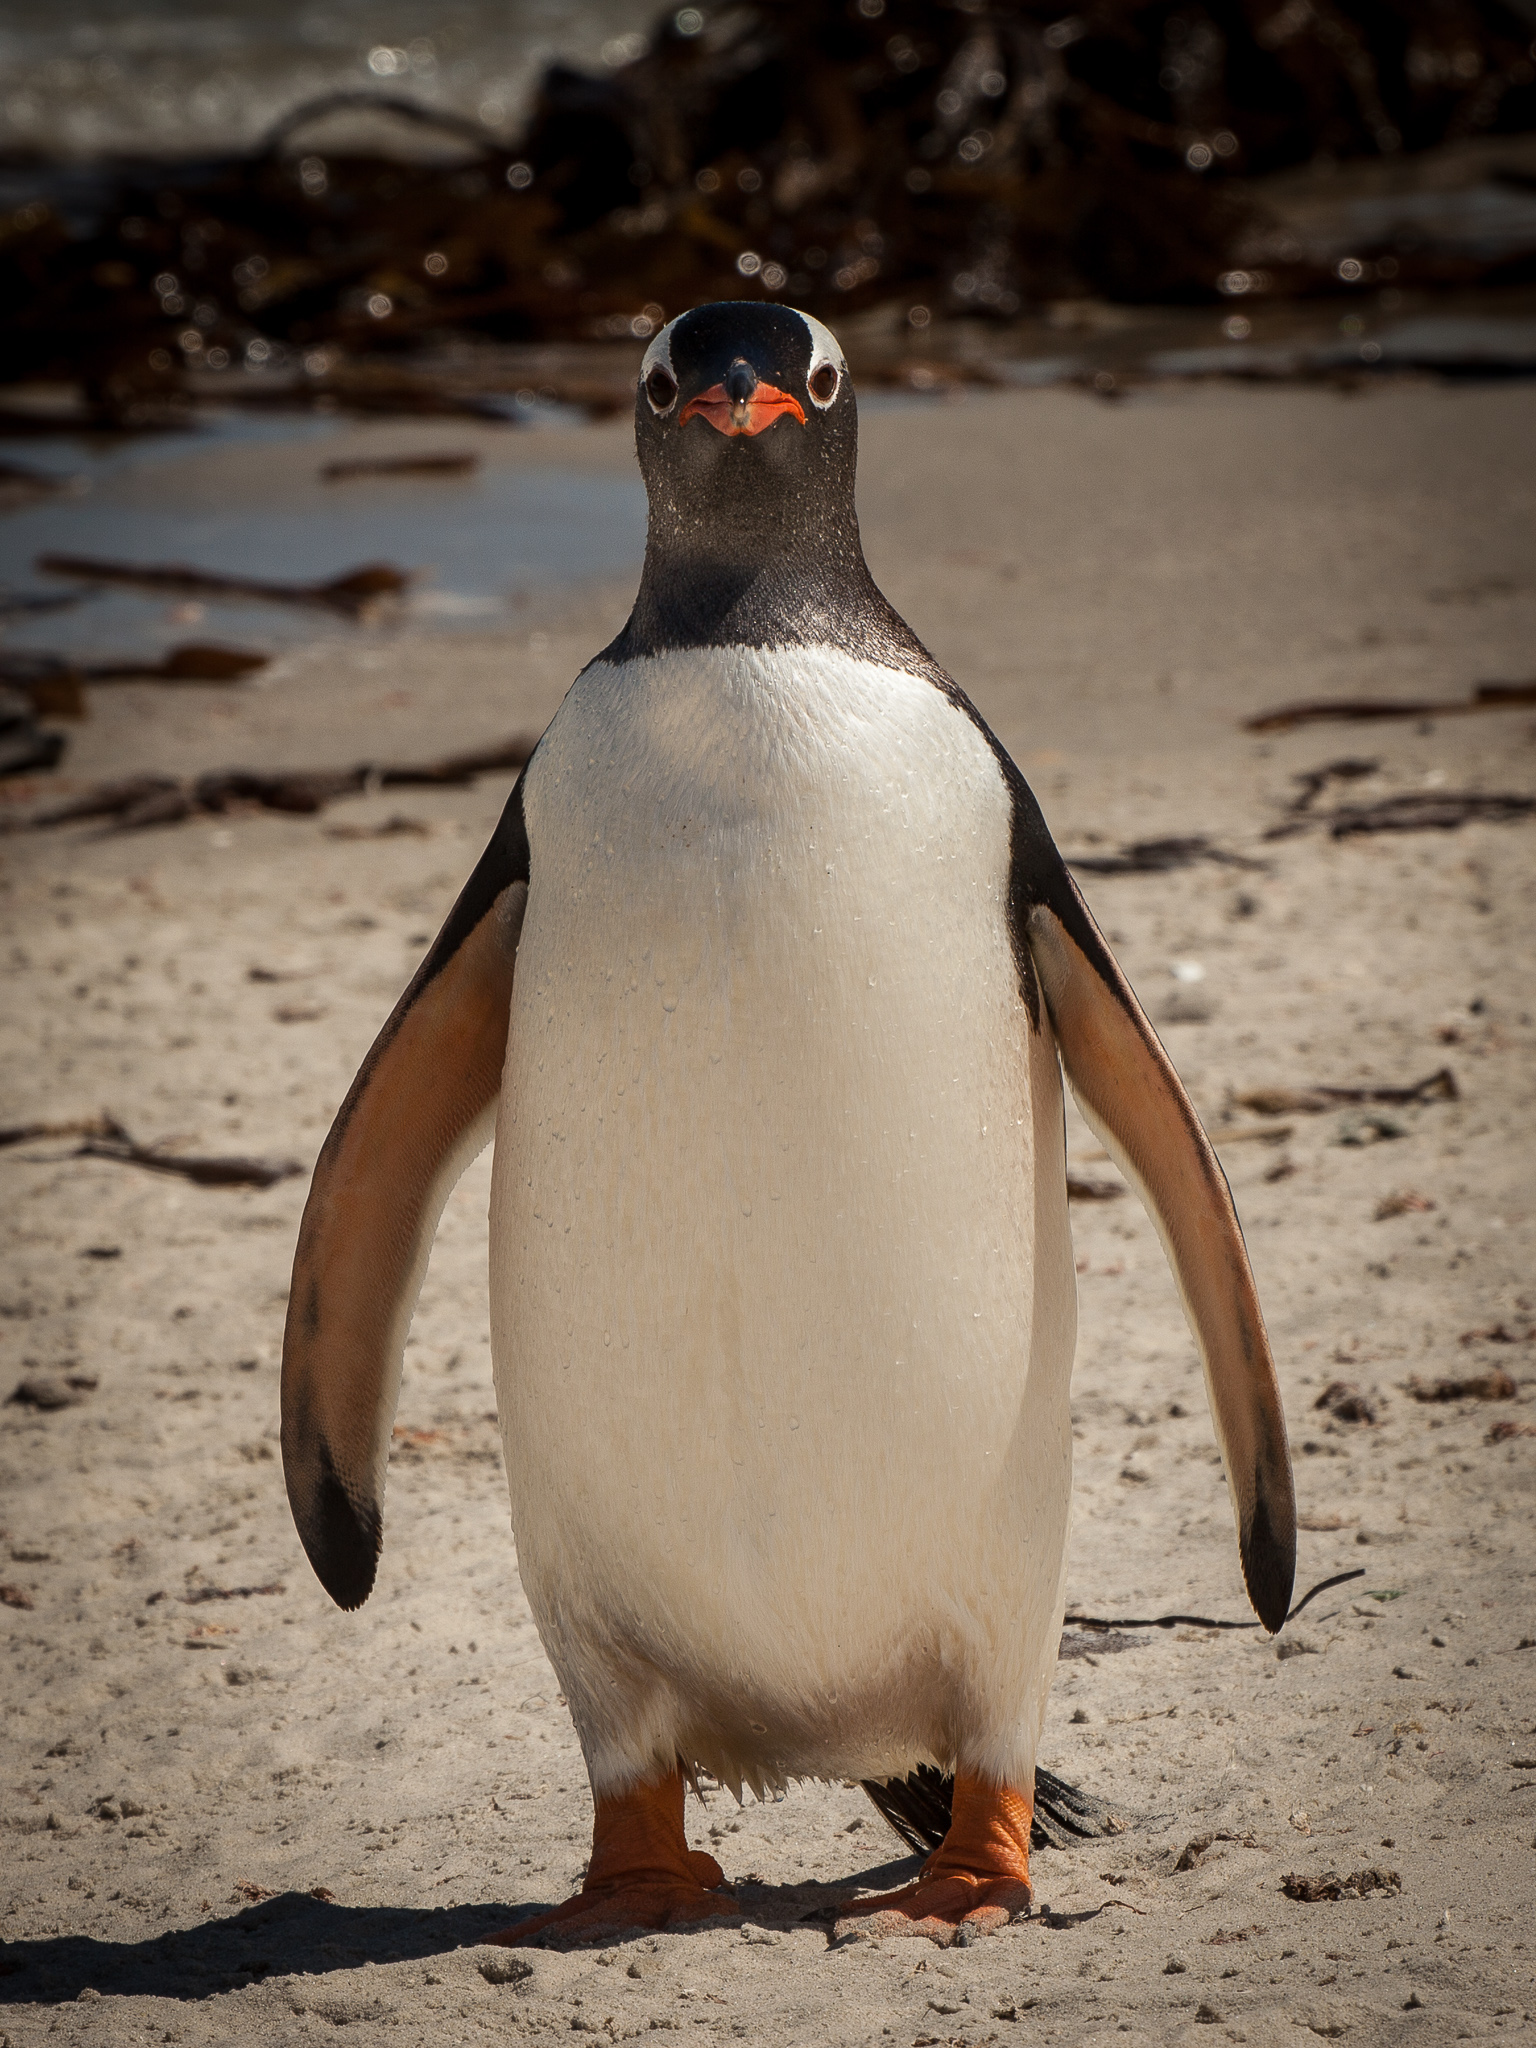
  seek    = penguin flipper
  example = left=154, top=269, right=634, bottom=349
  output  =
left=281, top=785, right=530, bottom=1610
left=1024, top=884, right=1296, bottom=1633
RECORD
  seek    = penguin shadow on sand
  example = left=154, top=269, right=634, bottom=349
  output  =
left=0, top=1852, right=928, bottom=2002
left=0, top=1894, right=511, bottom=2007
left=0, top=1846, right=1138, bottom=2006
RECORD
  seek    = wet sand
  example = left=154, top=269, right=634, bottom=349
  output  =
left=2, top=379, right=1534, bottom=2046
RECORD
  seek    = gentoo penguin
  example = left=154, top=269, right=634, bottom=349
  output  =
left=281, top=301, right=1295, bottom=1945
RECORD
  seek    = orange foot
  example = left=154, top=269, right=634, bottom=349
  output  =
left=486, top=1769, right=738, bottom=1947
left=834, top=1773, right=1033, bottom=1946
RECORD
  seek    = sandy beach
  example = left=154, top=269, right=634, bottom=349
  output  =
left=2, top=377, right=1534, bottom=2046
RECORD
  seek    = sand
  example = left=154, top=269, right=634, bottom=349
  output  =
left=2, top=378, right=1534, bottom=2046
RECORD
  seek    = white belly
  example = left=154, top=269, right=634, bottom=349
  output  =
left=489, top=645, right=1076, bottom=1796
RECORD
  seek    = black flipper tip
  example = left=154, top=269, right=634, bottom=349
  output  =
left=1242, top=1488, right=1296, bottom=1635
left=298, top=1440, right=382, bottom=1611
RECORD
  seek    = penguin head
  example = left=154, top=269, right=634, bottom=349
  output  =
left=633, top=302, right=855, bottom=559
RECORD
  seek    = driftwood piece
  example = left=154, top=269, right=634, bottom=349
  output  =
left=37, top=553, right=409, bottom=619
left=1246, top=681, right=1536, bottom=734
left=1233, top=1069, right=1457, bottom=1117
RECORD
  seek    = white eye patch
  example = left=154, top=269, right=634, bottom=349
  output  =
left=796, top=310, right=846, bottom=408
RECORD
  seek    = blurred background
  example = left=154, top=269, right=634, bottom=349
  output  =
left=2, top=0, right=1536, bottom=764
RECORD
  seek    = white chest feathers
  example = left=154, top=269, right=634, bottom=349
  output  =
left=488, top=644, right=1077, bottom=1794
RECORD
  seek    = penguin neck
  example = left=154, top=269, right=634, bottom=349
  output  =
left=605, top=484, right=943, bottom=681
left=621, top=512, right=880, bottom=656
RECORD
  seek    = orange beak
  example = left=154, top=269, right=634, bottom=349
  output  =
left=679, top=382, right=807, bottom=437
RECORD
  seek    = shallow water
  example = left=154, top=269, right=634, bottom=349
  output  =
left=0, top=409, right=648, bottom=663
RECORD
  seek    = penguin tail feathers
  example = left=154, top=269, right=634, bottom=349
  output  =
left=862, top=1765, right=1132, bottom=1855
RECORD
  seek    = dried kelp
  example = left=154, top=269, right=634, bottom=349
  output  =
left=0, top=683, right=66, bottom=777
left=15, top=734, right=536, bottom=833
left=1326, top=790, right=1536, bottom=837
left=1282, top=1867, right=1400, bottom=1901
left=1247, top=681, right=1536, bottom=734
left=0, top=1111, right=127, bottom=1151
left=1315, top=1380, right=1377, bottom=1424
left=1069, top=835, right=1266, bottom=876
left=320, top=452, right=478, bottom=482
left=74, top=1129, right=303, bottom=1190
left=1, top=1109, right=301, bottom=1188
left=0, top=645, right=269, bottom=721
left=1406, top=1369, right=1517, bottom=1402
left=37, top=553, right=408, bottom=620
left=1234, top=1070, right=1457, bottom=1116
left=1063, top=1568, right=1365, bottom=1633
left=1267, top=777, right=1536, bottom=841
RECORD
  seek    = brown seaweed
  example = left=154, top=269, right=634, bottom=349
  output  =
left=1282, top=1868, right=1400, bottom=1902
left=37, top=553, right=409, bottom=619
left=1234, top=1069, right=1457, bottom=1116
left=1407, top=1369, right=1517, bottom=1402
left=74, top=1130, right=303, bottom=1190
left=16, top=734, right=535, bottom=832
left=1325, top=791, right=1536, bottom=837
left=0, top=646, right=269, bottom=719
left=1246, top=681, right=1536, bottom=734
left=1315, top=1381, right=1377, bottom=1424
left=0, top=1111, right=128, bottom=1151
left=0, top=682, right=67, bottom=777
left=320, top=453, right=479, bottom=482
left=0, top=1105, right=300, bottom=1188
left=1069, top=835, right=1267, bottom=877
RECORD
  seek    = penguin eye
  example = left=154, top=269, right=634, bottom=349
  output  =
left=808, top=362, right=839, bottom=406
left=644, top=365, right=678, bottom=414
